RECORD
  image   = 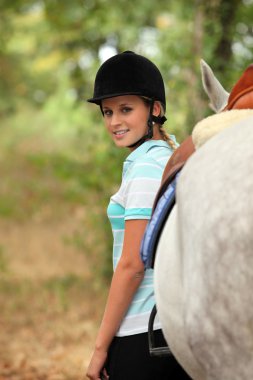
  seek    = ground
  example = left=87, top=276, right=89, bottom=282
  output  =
left=0, top=219, right=107, bottom=380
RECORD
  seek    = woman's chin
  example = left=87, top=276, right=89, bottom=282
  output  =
left=113, top=135, right=141, bottom=148
left=113, top=136, right=129, bottom=147
left=114, top=140, right=129, bottom=148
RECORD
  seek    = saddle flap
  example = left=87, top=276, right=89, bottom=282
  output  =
left=153, top=136, right=195, bottom=210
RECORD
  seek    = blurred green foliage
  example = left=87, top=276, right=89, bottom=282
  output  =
left=0, top=0, right=253, bottom=282
left=1, top=0, right=253, bottom=124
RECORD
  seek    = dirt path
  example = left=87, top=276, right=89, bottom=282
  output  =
left=0, top=219, right=107, bottom=380
left=0, top=306, right=99, bottom=380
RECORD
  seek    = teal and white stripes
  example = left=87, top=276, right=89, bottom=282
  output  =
left=107, top=139, right=175, bottom=336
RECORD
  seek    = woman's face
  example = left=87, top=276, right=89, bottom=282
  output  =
left=101, top=95, right=150, bottom=149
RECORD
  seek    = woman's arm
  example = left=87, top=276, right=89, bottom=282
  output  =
left=86, top=219, right=148, bottom=380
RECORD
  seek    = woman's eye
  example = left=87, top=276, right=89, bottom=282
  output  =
left=122, top=107, right=132, bottom=113
left=103, top=110, right=112, bottom=116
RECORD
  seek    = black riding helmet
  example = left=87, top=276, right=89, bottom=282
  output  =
left=87, top=51, right=167, bottom=147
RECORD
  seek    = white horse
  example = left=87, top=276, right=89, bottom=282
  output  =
left=154, top=61, right=253, bottom=380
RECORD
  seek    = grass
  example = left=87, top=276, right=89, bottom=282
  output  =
left=0, top=105, right=121, bottom=284
left=0, top=104, right=113, bottom=311
left=0, top=103, right=119, bottom=378
left=0, top=104, right=124, bottom=219
left=0, top=274, right=106, bottom=316
left=0, top=245, right=8, bottom=273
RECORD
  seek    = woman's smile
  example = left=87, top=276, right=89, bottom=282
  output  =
left=102, top=95, right=150, bottom=148
left=113, top=129, right=130, bottom=138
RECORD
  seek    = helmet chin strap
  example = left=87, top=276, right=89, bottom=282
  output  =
left=127, top=100, right=167, bottom=149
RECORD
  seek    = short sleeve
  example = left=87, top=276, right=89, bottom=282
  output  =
left=122, top=157, right=164, bottom=220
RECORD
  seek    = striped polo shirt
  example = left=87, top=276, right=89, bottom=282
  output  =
left=107, top=139, right=176, bottom=337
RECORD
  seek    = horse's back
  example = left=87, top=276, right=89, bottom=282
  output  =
left=177, top=115, right=253, bottom=379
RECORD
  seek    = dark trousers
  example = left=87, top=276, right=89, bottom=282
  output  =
left=105, top=330, right=192, bottom=380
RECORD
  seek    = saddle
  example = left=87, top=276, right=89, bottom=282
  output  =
left=143, top=69, right=253, bottom=271
left=154, top=136, right=195, bottom=209
left=142, top=136, right=195, bottom=356
left=142, top=63, right=253, bottom=272
left=141, top=136, right=195, bottom=269
left=145, top=61, right=253, bottom=357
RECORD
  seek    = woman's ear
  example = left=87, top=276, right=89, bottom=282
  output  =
left=153, top=101, right=161, bottom=117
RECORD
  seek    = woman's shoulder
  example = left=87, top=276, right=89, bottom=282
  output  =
left=127, top=154, right=167, bottom=181
left=124, top=140, right=175, bottom=179
left=145, top=141, right=173, bottom=168
left=133, top=144, right=168, bottom=166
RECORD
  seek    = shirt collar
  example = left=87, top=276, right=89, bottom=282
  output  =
left=125, top=140, right=169, bottom=163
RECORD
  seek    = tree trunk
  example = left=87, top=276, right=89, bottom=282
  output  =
left=214, top=0, right=241, bottom=71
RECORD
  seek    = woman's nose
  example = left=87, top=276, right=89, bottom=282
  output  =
left=110, top=112, right=121, bottom=126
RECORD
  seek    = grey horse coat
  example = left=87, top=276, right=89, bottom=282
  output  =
left=154, top=110, right=253, bottom=380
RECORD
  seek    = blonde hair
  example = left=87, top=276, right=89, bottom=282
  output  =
left=156, top=101, right=177, bottom=151
left=159, top=126, right=177, bottom=150
left=141, top=97, right=177, bottom=150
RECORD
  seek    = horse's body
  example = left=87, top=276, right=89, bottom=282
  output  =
left=154, top=109, right=253, bottom=379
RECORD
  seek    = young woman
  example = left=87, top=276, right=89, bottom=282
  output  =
left=86, top=51, right=191, bottom=380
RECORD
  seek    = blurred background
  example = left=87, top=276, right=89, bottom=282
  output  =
left=0, top=0, right=253, bottom=378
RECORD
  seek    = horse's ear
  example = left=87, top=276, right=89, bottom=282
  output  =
left=200, top=59, right=230, bottom=113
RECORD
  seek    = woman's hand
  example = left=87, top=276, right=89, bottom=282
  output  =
left=86, top=348, right=109, bottom=380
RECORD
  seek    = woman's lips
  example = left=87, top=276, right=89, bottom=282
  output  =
left=113, top=129, right=129, bottom=138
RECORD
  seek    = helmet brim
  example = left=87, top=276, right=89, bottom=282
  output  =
left=87, top=91, right=144, bottom=104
